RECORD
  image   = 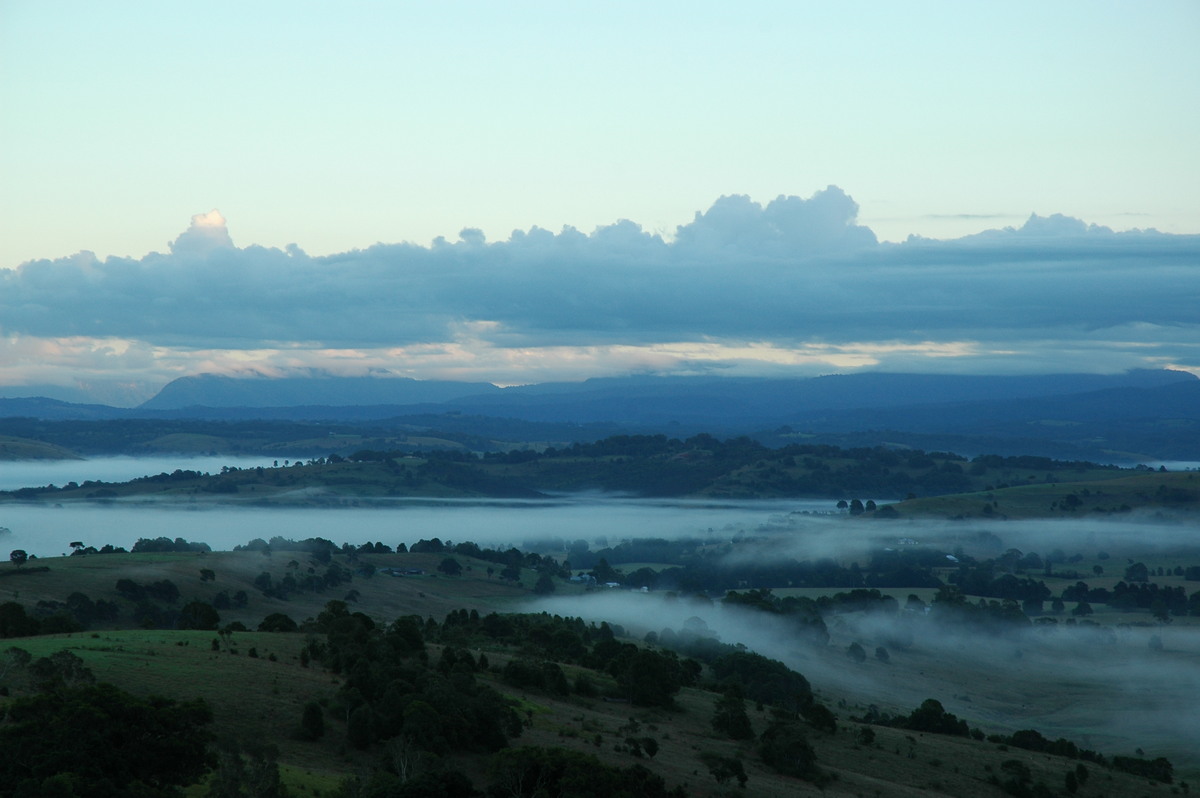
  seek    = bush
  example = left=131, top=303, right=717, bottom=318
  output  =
left=258, top=613, right=299, bottom=633
left=759, top=721, right=824, bottom=782
left=298, top=700, right=325, bottom=741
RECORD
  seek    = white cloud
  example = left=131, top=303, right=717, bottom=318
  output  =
left=169, top=209, right=235, bottom=255
left=1, top=187, right=1197, bottom=391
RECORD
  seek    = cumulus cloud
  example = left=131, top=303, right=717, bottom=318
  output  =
left=169, top=209, right=235, bottom=255
left=0, top=186, right=1197, bottom=386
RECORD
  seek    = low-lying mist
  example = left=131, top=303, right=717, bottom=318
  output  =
left=719, top=511, right=1200, bottom=567
left=0, top=455, right=288, bottom=492
left=529, top=589, right=1200, bottom=769
left=0, top=495, right=821, bottom=558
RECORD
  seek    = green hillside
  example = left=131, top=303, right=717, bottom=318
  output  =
left=2, top=536, right=1196, bottom=795
left=7, top=436, right=1192, bottom=514
left=887, top=469, right=1200, bottom=520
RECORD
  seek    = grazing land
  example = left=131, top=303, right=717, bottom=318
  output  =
left=0, top=436, right=1197, bottom=795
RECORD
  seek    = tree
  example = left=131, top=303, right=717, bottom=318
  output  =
left=487, top=746, right=677, bottom=798
left=700, top=751, right=748, bottom=788
left=615, top=649, right=684, bottom=707
left=804, top=701, right=838, bottom=734
left=0, top=682, right=213, bottom=794
left=903, top=699, right=970, bottom=736
left=298, top=701, right=325, bottom=741
left=846, top=642, right=866, bottom=663
left=591, top=557, right=619, bottom=583
left=178, top=601, right=221, bottom=631
left=347, top=704, right=375, bottom=749
left=147, top=579, right=181, bottom=604
left=1125, top=562, right=1150, bottom=583
left=532, top=572, right=556, bottom=595
left=0, top=602, right=40, bottom=638
left=712, top=688, right=754, bottom=740
left=758, top=721, right=822, bottom=781
left=438, top=557, right=463, bottom=577
left=206, top=738, right=288, bottom=798
left=9, top=549, right=27, bottom=568
left=1151, top=599, right=1172, bottom=623
left=258, top=613, right=299, bottom=633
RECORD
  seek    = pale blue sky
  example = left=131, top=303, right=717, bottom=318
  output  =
left=0, top=1, right=1198, bottom=402
left=2, top=1, right=1196, bottom=266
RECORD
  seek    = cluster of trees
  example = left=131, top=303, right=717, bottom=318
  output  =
left=856, top=700, right=1176, bottom=787
left=116, top=577, right=181, bottom=603
left=929, top=586, right=1031, bottom=630
left=567, top=540, right=946, bottom=595
left=68, top=542, right=129, bottom=556
left=417, top=607, right=836, bottom=788
left=989, top=730, right=1174, bottom=784
left=0, top=575, right=220, bottom=637
left=0, top=575, right=230, bottom=634
left=483, top=746, right=685, bottom=798
left=945, top=548, right=1200, bottom=621
left=720, top=589, right=830, bottom=645
left=706, top=686, right=827, bottom=784
left=951, top=561, right=1053, bottom=604
left=515, top=435, right=994, bottom=498
left=3, top=431, right=1140, bottom=502
left=251, top=561, right=354, bottom=601
left=0, top=649, right=214, bottom=796
left=130, top=536, right=212, bottom=553
left=429, top=609, right=701, bottom=708
left=294, top=600, right=524, bottom=781
left=413, top=539, right=569, bottom=587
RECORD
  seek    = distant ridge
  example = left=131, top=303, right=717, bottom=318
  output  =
left=139, top=368, right=1197, bottom=416
left=3, top=369, right=1197, bottom=462
left=138, top=374, right=502, bottom=409
left=0, top=396, right=130, bottom=421
left=445, top=370, right=1197, bottom=425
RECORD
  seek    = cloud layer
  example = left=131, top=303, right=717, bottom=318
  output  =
left=2, top=186, right=1197, bottom=394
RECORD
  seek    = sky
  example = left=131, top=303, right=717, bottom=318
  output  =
left=1, top=1, right=1198, bottom=405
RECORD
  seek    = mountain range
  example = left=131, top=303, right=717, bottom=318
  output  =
left=1, top=369, right=1197, bottom=464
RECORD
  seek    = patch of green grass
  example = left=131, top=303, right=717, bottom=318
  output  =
left=0, top=435, right=81, bottom=460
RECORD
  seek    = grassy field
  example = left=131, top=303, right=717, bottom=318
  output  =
left=0, top=435, right=81, bottom=460
left=891, top=470, right=1200, bottom=520
left=0, top=549, right=566, bottom=632
left=5, top=624, right=1182, bottom=798
left=3, top=540, right=1198, bottom=793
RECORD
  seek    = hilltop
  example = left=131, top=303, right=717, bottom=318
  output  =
left=2, top=435, right=1196, bottom=519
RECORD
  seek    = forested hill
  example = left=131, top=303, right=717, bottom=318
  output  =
left=5, top=433, right=1193, bottom=515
